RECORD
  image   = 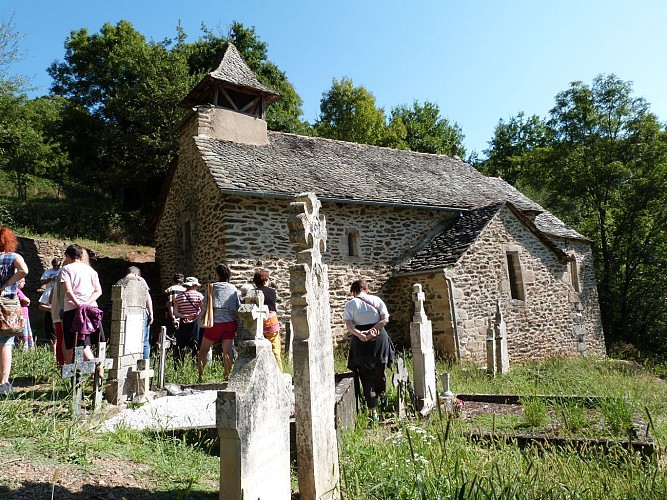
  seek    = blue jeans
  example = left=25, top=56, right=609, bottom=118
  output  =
left=143, top=311, right=151, bottom=360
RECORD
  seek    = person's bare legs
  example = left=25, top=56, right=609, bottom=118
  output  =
left=222, top=339, right=233, bottom=379
left=0, top=344, right=12, bottom=384
left=198, top=337, right=214, bottom=382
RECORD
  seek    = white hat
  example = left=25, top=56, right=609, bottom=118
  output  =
left=184, top=276, right=201, bottom=287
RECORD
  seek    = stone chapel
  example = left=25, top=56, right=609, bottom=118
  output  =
left=155, top=43, right=606, bottom=365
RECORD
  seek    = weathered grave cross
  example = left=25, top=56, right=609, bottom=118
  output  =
left=392, top=356, right=410, bottom=420
left=61, top=346, right=102, bottom=417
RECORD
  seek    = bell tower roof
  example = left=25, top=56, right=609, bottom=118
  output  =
left=179, top=42, right=280, bottom=117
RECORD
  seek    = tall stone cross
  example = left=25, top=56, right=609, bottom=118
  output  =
left=288, top=192, right=339, bottom=500
left=409, top=284, right=437, bottom=415
left=216, top=286, right=291, bottom=500
left=61, top=346, right=99, bottom=418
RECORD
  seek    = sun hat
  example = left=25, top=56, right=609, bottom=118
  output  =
left=184, top=276, right=201, bottom=287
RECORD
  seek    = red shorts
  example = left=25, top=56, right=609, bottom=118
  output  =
left=203, top=321, right=237, bottom=342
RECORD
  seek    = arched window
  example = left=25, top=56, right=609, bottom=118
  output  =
left=346, top=230, right=360, bottom=257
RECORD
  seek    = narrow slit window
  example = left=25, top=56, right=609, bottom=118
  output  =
left=347, top=230, right=360, bottom=257
left=570, top=258, right=581, bottom=292
left=183, top=219, right=192, bottom=252
left=506, top=252, right=525, bottom=301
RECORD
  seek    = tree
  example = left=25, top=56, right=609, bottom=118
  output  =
left=482, top=74, right=667, bottom=354
left=480, top=112, right=549, bottom=186
left=388, top=100, right=465, bottom=156
left=0, top=14, right=26, bottom=94
left=315, top=77, right=388, bottom=145
left=0, top=94, right=69, bottom=199
left=48, top=20, right=195, bottom=207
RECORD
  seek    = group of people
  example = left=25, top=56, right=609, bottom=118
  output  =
left=0, top=226, right=105, bottom=394
left=165, top=266, right=283, bottom=381
left=2, top=223, right=393, bottom=420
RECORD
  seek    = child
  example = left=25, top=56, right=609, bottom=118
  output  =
left=16, top=278, right=35, bottom=350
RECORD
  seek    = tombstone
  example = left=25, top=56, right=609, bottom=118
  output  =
left=440, top=372, right=454, bottom=399
left=494, top=300, right=510, bottom=374
left=392, top=356, right=409, bottom=420
left=409, top=284, right=437, bottom=415
left=573, top=310, right=587, bottom=355
left=61, top=346, right=100, bottom=417
left=105, top=276, right=152, bottom=404
left=486, top=316, right=497, bottom=376
left=156, top=326, right=171, bottom=390
left=287, top=192, right=340, bottom=500
left=216, top=289, right=292, bottom=500
left=93, top=342, right=112, bottom=409
left=133, top=358, right=154, bottom=402
left=283, top=319, right=294, bottom=364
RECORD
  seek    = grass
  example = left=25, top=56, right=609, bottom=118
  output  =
left=2, top=347, right=667, bottom=498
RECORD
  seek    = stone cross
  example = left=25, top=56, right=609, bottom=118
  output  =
left=409, top=284, right=437, bottom=415
left=61, top=346, right=98, bottom=418
left=216, top=288, right=291, bottom=500
left=392, top=356, right=410, bottom=420
left=288, top=192, right=340, bottom=500
left=133, top=358, right=154, bottom=401
left=92, top=342, right=112, bottom=410
left=412, top=284, right=427, bottom=322
left=486, top=317, right=497, bottom=376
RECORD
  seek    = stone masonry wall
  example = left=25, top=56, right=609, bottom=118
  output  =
left=156, top=117, right=606, bottom=356
left=383, top=208, right=606, bottom=365
left=445, top=207, right=605, bottom=364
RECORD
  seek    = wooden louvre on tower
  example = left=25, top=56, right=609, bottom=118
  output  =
left=179, top=42, right=281, bottom=118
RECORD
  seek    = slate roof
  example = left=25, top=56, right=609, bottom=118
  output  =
left=180, top=43, right=280, bottom=109
left=193, top=131, right=588, bottom=241
left=395, top=203, right=503, bottom=273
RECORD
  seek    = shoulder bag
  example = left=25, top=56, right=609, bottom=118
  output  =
left=0, top=297, right=24, bottom=336
left=200, top=283, right=214, bottom=329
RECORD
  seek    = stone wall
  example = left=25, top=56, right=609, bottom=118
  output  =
left=383, top=207, right=606, bottom=364
left=156, top=123, right=606, bottom=357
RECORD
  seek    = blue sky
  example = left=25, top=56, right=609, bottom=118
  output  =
left=4, top=0, right=666, bottom=156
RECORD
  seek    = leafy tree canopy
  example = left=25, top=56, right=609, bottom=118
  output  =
left=0, top=14, right=26, bottom=95
left=388, top=100, right=465, bottom=156
left=314, top=77, right=389, bottom=146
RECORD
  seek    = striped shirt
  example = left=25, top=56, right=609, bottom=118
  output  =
left=173, top=289, right=204, bottom=323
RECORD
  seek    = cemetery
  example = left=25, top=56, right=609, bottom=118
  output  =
left=1, top=192, right=665, bottom=498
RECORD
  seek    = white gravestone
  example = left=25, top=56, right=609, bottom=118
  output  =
left=410, top=284, right=437, bottom=415
left=288, top=192, right=340, bottom=500
left=105, top=277, right=151, bottom=404
left=216, top=290, right=291, bottom=500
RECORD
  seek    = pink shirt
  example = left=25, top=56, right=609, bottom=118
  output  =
left=60, top=261, right=101, bottom=312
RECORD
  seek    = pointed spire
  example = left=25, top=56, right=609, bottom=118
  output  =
left=179, top=42, right=280, bottom=112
